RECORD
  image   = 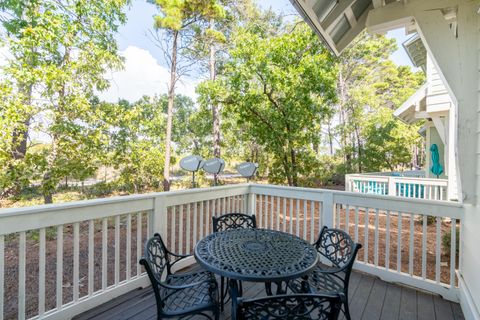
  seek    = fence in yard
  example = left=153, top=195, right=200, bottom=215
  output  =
left=0, top=183, right=463, bottom=320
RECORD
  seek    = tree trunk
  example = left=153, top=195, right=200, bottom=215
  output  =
left=11, top=120, right=30, bottom=160
left=355, top=125, right=362, bottom=173
left=338, top=70, right=351, bottom=171
left=327, top=119, right=334, bottom=155
left=163, top=30, right=178, bottom=192
left=210, top=20, right=221, bottom=158
left=282, top=152, right=293, bottom=186
left=290, top=148, right=298, bottom=186
left=11, top=64, right=33, bottom=161
left=44, top=193, right=53, bottom=204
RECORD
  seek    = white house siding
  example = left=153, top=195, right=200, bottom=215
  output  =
left=426, top=57, right=453, bottom=113
left=459, top=2, right=480, bottom=319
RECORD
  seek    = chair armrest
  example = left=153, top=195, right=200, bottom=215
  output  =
left=168, top=252, right=193, bottom=269
left=168, top=251, right=193, bottom=259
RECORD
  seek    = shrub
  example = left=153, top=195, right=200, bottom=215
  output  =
left=85, top=181, right=115, bottom=198
left=442, top=226, right=460, bottom=255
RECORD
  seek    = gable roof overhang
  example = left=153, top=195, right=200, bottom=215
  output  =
left=289, top=0, right=374, bottom=56
left=402, top=34, right=426, bottom=71
left=393, top=82, right=428, bottom=124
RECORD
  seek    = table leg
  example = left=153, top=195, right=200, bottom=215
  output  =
left=220, top=276, right=225, bottom=311
left=265, top=282, right=272, bottom=296
left=275, top=281, right=288, bottom=294
left=265, top=281, right=289, bottom=296
left=229, top=279, right=240, bottom=319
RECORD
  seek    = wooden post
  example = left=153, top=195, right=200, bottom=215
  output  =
left=153, top=194, right=168, bottom=238
left=322, top=192, right=334, bottom=228
left=345, top=175, right=351, bottom=192
left=247, top=191, right=256, bottom=216
left=388, top=177, right=396, bottom=196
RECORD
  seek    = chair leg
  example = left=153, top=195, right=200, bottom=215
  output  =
left=220, top=276, right=225, bottom=312
left=343, top=300, right=351, bottom=320
left=215, top=306, right=220, bottom=320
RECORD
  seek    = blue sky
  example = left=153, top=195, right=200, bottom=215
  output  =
left=101, top=0, right=416, bottom=102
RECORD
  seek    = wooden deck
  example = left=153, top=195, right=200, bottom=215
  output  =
left=74, top=265, right=464, bottom=320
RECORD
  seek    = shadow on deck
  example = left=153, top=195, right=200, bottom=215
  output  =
left=74, top=265, right=464, bottom=320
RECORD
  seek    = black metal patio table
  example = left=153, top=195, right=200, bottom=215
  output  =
left=194, top=228, right=319, bottom=316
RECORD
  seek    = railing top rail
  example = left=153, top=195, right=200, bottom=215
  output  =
left=0, top=184, right=251, bottom=236
left=249, top=184, right=463, bottom=218
left=0, top=183, right=463, bottom=235
left=345, top=174, right=447, bottom=184
left=345, top=175, right=390, bottom=182
left=0, top=183, right=251, bottom=218
left=346, top=170, right=425, bottom=177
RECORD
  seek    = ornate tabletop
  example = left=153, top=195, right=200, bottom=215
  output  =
left=194, top=228, right=318, bottom=283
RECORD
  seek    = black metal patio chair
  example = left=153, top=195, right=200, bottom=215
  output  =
left=212, top=213, right=256, bottom=309
left=139, top=233, right=220, bottom=320
left=289, top=226, right=362, bottom=320
left=233, top=293, right=344, bottom=320
left=212, top=212, right=257, bottom=232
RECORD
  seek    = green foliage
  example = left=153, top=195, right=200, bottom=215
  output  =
left=360, top=107, right=421, bottom=172
left=332, top=32, right=425, bottom=174
left=0, top=0, right=129, bottom=202
left=216, top=22, right=337, bottom=186
left=442, top=225, right=460, bottom=255
left=1, top=2, right=430, bottom=206
left=152, top=0, right=224, bottom=31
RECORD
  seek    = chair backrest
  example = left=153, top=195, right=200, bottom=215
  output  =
left=235, top=294, right=343, bottom=320
left=315, top=226, right=361, bottom=270
left=212, top=213, right=257, bottom=232
left=139, top=233, right=170, bottom=311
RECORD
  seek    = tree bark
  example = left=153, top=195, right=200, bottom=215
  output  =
left=338, top=70, right=351, bottom=171
left=327, top=119, right=334, bottom=155
left=355, top=125, right=362, bottom=173
left=11, top=119, right=30, bottom=160
left=290, top=147, right=298, bottom=186
left=282, top=152, right=293, bottom=186
left=210, top=20, right=221, bottom=158
left=163, top=30, right=179, bottom=192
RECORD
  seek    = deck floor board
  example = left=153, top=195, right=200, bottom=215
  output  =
left=74, top=265, right=463, bottom=320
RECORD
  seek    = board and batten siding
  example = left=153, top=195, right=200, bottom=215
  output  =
left=458, top=2, right=480, bottom=320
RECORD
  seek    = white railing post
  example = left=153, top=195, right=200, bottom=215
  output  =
left=322, top=192, right=334, bottom=228
left=247, top=191, right=256, bottom=216
left=153, top=194, right=168, bottom=238
left=345, top=175, right=351, bottom=192
left=388, top=177, right=396, bottom=196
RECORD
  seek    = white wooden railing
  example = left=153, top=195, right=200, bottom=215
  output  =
left=0, top=184, right=463, bottom=319
left=345, top=173, right=450, bottom=201
left=250, top=185, right=462, bottom=302
left=0, top=185, right=250, bottom=320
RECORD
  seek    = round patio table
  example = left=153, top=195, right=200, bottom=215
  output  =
left=194, top=228, right=318, bottom=314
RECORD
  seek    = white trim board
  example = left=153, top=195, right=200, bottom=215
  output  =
left=458, top=272, right=480, bottom=320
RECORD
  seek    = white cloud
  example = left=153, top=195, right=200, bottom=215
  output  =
left=99, top=46, right=198, bottom=103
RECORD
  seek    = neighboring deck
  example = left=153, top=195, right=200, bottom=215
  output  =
left=74, top=265, right=464, bottom=320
